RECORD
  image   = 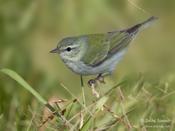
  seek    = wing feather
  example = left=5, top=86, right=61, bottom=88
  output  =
left=107, top=31, right=132, bottom=57
left=91, top=31, right=133, bottom=67
left=81, top=31, right=133, bottom=67
left=81, top=34, right=110, bottom=65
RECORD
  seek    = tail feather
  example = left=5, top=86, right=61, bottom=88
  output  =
left=126, top=16, right=158, bottom=34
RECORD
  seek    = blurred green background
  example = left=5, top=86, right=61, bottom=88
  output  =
left=0, top=0, right=175, bottom=130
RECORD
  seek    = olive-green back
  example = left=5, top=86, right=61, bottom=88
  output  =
left=81, top=31, right=132, bottom=66
left=81, top=34, right=110, bottom=65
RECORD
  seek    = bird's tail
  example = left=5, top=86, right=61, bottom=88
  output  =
left=126, top=16, right=158, bottom=34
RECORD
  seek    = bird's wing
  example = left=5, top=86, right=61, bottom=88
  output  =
left=81, top=31, right=133, bottom=67
left=107, top=30, right=133, bottom=58
left=106, top=16, right=158, bottom=57
left=82, top=16, right=157, bottom=67
left=81, top=34, right=110, bottom=66
left=89, top=31, right=133, bottom=67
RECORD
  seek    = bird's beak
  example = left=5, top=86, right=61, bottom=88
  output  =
left=50, top=47, right=59, bottom=53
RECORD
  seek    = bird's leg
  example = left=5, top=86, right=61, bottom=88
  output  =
left=88, top=79, right=99, bottom=98
left=96, top=73, right=105, bottom=84
left=88, top=73, right=105, bottom=87
left=87, top=73, right=106, bottom=98
left=88, top=79, right=97, bottom=88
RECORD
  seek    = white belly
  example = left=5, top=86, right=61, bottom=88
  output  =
left=64, top=49, right=127, bottom=75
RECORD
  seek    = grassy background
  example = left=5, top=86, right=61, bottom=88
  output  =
left=0, top=0, right=175, bottom=130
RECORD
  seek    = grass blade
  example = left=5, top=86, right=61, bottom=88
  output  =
left=1, top=68, right=74, bottom=128
left=0, top=68, right=47, bottom=105
left=80, top=116, right=92, bottom=131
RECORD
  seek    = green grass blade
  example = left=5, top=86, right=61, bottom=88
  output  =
left=102, top=81, right=126, bottom=98
left=65, top=100, right=77, bottom=118
left=96, top=96, right=108, bottom=111
left=80, top=96, right=109, bottom=131
left=0, top=68, right=47, bottom=105
left=80, top=116, right=92, bottom=131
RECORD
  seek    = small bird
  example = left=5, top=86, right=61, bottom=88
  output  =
left=50, top=16, right=157, bottom=86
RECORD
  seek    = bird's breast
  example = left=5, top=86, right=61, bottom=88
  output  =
left=62, top=49, right=127, bottom=75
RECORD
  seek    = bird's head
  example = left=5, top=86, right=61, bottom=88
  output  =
left=50, top=36, right=87, bottom=62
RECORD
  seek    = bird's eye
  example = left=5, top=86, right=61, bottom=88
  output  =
left=66, top=47, right=72, bottom=52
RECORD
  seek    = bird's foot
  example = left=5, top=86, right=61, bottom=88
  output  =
left=87, top=74, right=106, bottom=98
left=88, top=79, right=97, bottom=88
left=88, top=74, right=105, bottom=87
left=88, top=79, right=99, bottom=98
left=96, top=74, right=105, bottom=84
